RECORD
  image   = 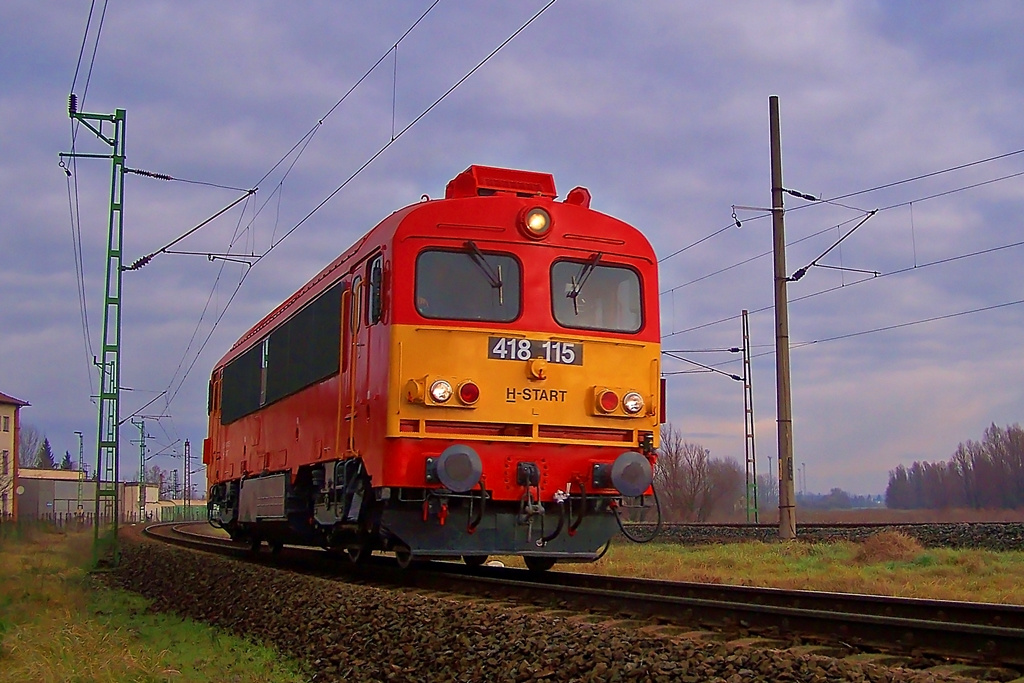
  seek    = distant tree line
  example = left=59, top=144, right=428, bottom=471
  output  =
left=886, top=423, right=1024, bottom=509
left=798, top=489, right=881, bottom=510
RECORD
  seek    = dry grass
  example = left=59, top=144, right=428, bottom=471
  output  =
left=0, top=527, right=307, bottom=683
left=516, top=530, right=1024, bottom=605
left=852, top=530, right=923, bottom=563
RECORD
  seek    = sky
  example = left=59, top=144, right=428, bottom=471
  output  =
left=1, top=1, right=1022, bottom=497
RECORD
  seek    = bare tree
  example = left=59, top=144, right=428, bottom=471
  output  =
left=654, top=423, right=745, bottom=522
left=757, top=472, right=779, bottom=508
left=698, top=457, right=744, bottom=521
left=0, top=448, right=12, bottom=519
left=18, top=423, right=42, bottom=467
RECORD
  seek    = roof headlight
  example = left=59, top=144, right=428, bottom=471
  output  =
left=429, top=380, right=453, bottom=403
left=622, top=391, right=644, bottom=415
left=519, top=206, right=552, bottom=239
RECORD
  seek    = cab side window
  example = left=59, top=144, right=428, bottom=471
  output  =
left=367, top=254, right=384, bottom=325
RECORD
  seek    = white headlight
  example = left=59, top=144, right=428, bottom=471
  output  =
left=430, top=380, right=453, bottom=403
left=622, top=391, right=644, bottom=415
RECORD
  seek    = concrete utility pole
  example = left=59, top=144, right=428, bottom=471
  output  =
left=769, top=95, right=797, bottom=540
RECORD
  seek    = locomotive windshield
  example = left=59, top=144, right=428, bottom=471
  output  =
left=416, top=248, right=521, bottom=322
left=551, top=259, right=642, bottom=332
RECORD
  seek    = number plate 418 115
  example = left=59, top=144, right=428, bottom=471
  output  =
left=487, top=336, right=583, bottom=365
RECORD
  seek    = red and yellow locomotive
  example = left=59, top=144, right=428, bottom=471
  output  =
left=204, top=165, right=662, bottom=570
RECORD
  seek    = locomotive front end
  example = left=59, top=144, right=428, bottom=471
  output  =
left=380, top=165, right=662, bottom=569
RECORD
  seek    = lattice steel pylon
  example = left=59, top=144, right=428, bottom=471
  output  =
left=742, top=309, right=758, bottom=523
left=183, top=439, right=191, bottom=514
left=63, top=98, right=126, bottom=565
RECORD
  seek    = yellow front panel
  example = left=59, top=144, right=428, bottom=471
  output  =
left=387, top=324, right=660, bottom=447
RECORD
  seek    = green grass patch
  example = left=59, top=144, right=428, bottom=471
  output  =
left=0, top=528, right=307, bottom=683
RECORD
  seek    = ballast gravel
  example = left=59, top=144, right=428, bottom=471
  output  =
left=103, top=537, right=973, bottom=683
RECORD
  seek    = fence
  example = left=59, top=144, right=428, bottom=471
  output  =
left=0, top=505, right=208, bottom=530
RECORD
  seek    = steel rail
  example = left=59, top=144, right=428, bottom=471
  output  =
left=412, top=567, right=1024, bottom=665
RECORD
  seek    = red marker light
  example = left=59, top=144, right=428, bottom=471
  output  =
left=458, top=381, right=480, bottom=405
left=598, top=390, right=619, bottom=413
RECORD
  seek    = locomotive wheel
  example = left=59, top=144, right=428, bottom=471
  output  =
left=270, top=541, right=284, bottom=555
left=394, top=545, right=414, bottom=569
left=462, top=555, right=488, bottom=568
left=523, top=556, right=556, bottom=572
left=249, top=536, right=262, bottom=554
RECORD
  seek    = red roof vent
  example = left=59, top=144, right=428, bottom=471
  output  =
left=445, top=165, right=557, bottom=199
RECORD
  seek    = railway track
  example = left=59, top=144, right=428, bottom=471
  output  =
left=142, top=522, right=1024, bottom=676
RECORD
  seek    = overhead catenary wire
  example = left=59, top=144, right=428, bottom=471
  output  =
left=242, top=0, right=443, bottom=247
left=662, top=235, right=1024, bottom=340
left=66, top=0, right=111, bottom=398
left=256, top=0, right=558, bottom=262
left=656, top=147, right=1024, bottom=270
left=158, top=3, right=558, bottom=420
left=122, top=190, right=257, bottom=271
left=661, top=164, right=1024, bottom=337
left=154, top=1, right=449, bottom=413
left=63, top=169, right=95, bottom=395
left=663, top=295, right=1024, bottom=376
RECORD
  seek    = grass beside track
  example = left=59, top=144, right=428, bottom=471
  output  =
left=522, top=531, right=1024, bottom=605
left=0, top=525, right=306, bottom=683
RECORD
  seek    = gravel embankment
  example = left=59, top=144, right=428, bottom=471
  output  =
left=103, top=536, right=974, bottom=682
left=638, top=523, right=1024, bottom=551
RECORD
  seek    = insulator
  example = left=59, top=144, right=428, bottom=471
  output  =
left=68, top=93, right=78, bottom=115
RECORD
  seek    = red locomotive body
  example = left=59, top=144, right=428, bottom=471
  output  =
left=204, top=165, right=662, bottom=569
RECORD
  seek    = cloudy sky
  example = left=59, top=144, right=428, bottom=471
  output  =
left=2, top=1, right=1022, bottom=497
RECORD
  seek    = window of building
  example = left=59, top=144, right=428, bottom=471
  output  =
left=415, top=247, right=521, bottom=322
left=1, top=415, right=8, bottom=432
left=1, top=450, right=7, bottom=476
left=551, top=259, right=643, bottom=333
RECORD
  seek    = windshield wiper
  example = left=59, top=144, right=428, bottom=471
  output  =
left=566, top=252, right=602, bottom=314
left=464, top=240, right=504, bottom=304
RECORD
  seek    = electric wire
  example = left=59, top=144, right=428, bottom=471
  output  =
left=257, top=0, right=558, bottom=262
left=661, top=221, right=849, bottom=295
left=663, top=235, right=1024, bottom=340
left=663, top=295, right=1024, bottom=378
left=239, top=0, right=442, bottom=249
left=789, top=297, right=1024, bottom=350
left=72, top=0, right=109, bottom=127
left=66, top=0, right=110, bottom=397
left=163, top=199, right=257, bottom=407
left=661, top=166, right=1024, bottom=336
left=63, top=171, right=95, bottom=394
left=657, top=147, right=1024, bottom=271
left=68, top=0, right=97, bottom=97
left=825, top=148, right=1024, bottom=204
left=123, top=167, right=250, bottom=192
left=150, top=3, right=450, bottom=422
left=157, top=1, right=558, bottom=437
